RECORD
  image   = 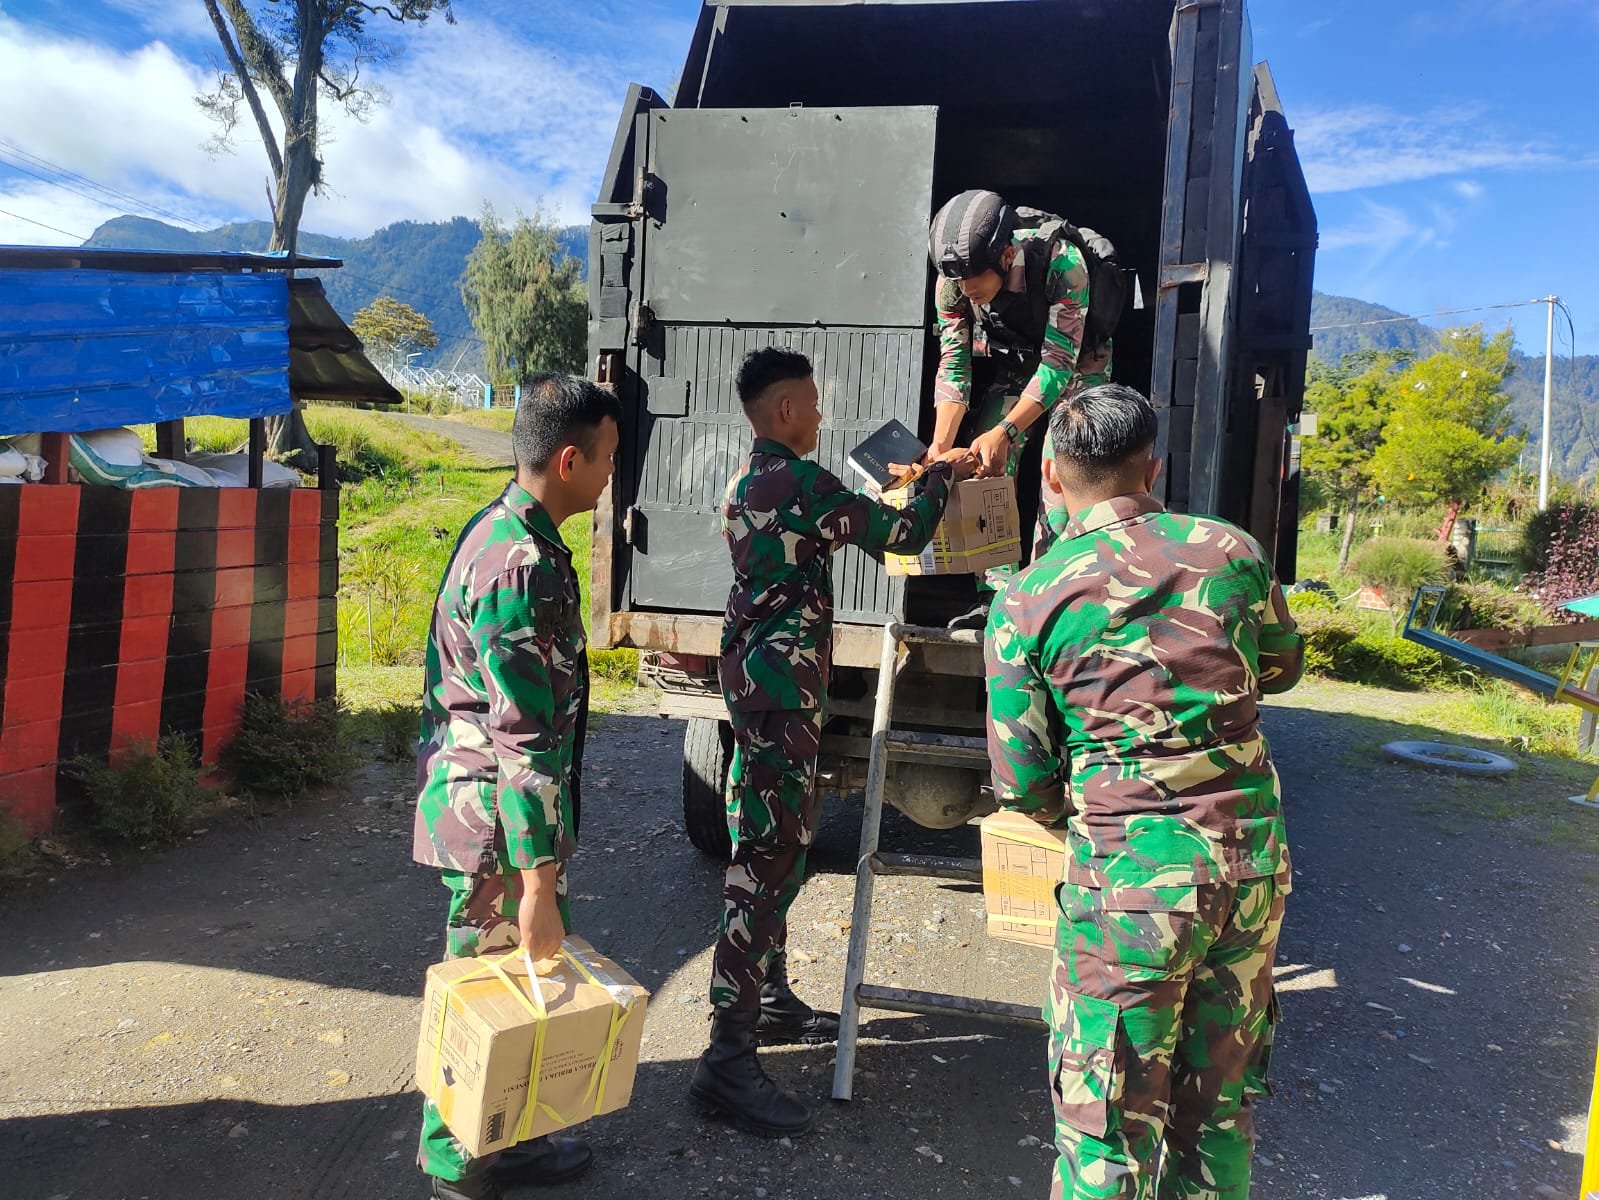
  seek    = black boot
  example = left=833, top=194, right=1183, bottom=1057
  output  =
left=428, top=1172, right=502, bottom=1200
left=689, top=1009, right=815, bottom=1137
left=492, top=1134, right=594, bottom=1186
left=757, top=950, right=840, bottom=1045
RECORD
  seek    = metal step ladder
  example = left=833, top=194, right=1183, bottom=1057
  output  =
left=832, top=621, right=1045, bottom=1103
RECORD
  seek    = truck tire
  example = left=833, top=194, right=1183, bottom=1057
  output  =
left=683, top=718, right=733, bottom=860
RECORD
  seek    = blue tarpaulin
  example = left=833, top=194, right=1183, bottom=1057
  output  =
left=0, top=266, right=292, bottom=434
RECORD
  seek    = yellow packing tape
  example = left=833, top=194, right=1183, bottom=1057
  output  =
left=430, top=942, right=635, bottom=1145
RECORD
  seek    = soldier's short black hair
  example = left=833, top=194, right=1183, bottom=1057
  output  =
left=513, top=372, right=623, bottom=474
left=737, top=346, right=812, bottom=408
left=1048, top=383, right=1159, bottom=484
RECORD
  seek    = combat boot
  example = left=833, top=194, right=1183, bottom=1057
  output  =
left=428, top=1170, right=502, bottom=1200
left=757, top=950, right=840, bottom=1044
left=492, top=1134, right=594, bottom=1186
left=689, top=1008, right=815, bottom=1137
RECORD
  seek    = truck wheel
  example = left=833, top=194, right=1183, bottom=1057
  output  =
left=683, top=718, right=733, bottom=860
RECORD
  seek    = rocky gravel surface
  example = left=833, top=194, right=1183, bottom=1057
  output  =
left=1, top=694, right=1595, bottom=1199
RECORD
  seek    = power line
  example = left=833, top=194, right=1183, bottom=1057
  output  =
left=1310, top=297, right=1551, bottom=333
left=0, top=205, right=89, bottom=241
left=0, top=139, right=212, bottom=233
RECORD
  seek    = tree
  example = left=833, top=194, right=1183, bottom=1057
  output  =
left=351, top=296, right=438, bottom=369
left=1302, top=351, right=1403, bottom=571
left=1368, top=327, right=1525, bottom=542
left=461, top=205, right=586, bottom=382
left=197, top=0, right=454, bottom=463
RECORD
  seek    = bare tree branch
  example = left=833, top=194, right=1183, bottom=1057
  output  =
left=201, top=0, right=284, bottom=180
left=215, top=0, right=296, bottom=124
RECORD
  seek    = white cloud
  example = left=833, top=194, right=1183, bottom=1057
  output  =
left=1295, top=103, right=1563, bottom=193
left=102, top=0, right=217, bottom=42
left=0, top=180, right=120, bottom=244
left=0, top=6, right=683, bottom=246
left=1320, top=198, right=1437, bottom=256
left=1452, top=179, right=1486, bottom=201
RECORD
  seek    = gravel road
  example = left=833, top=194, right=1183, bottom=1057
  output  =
left=1, top=684, right=1594, bottom=1200
left=389, top=413, right=515, bottom=467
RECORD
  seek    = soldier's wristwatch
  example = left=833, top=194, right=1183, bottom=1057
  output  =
left=999, top=418, right=1020, bottom=444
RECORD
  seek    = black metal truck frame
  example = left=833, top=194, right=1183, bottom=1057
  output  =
left=585, top=0, right=1317, bottom=854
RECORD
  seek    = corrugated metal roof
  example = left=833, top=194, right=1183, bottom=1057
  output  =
left=287, top=278, right=403, bottom=406
left=0, top=245, right=342, bottom=272
left=0, top=265, right=292, bottom=434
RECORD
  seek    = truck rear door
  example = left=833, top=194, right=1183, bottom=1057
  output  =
left=619, top=105, right=938, bottom=623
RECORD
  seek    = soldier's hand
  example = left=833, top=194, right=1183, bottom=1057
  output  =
left=518, top=867, right=566, bottom=964
left=929, top=447, right=977, bottom=481
left=970, top=426, right=1011, bottom=478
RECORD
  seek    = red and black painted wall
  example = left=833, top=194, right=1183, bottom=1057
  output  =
left=0, top=483, right=339, bottom=835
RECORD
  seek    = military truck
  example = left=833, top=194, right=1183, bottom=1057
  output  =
left=585, top=0, right=1317, bottom=857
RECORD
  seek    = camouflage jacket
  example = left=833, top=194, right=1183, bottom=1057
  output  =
left=412, top=481, right=587, bottom=874
left=720, top=438, right=952, bottom=712
left=985, top=493, right=1304, bottom=895
left=934, top=231, right=1091, bottom=411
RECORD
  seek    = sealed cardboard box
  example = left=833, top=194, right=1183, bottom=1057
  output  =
left=416, top=937, right=649, bottom=1157
left=980, top=809, right=1067, bottom=947
left=886, top=476, right=1022, bottom=576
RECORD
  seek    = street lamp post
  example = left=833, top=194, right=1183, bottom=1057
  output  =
left=1539, top=294, right=1558, bottom=511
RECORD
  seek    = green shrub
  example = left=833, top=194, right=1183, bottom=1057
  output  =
left=591, top=648, right=640, bottom=684
left=1293, top=605, right=1361, bottom=676
left=0, top=811, right=35, bottom=880
left=373, top=701, right=422, bottom=763
left=1440, top=582, right=1543, bottom=633
left=1287, top=589, right=1338, bottom=614
left=1333, top=634, right=1469, bottom=691
left=224, top=694, right=353, bottom=799
left=340, top=545, right=426, bottom=667
left=69, top=736, right=207, bottom=844
left=1354, top=537, right=1451, bottom=630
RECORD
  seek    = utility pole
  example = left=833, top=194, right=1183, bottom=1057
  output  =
left=1539, top=294, right=1558, bottom=511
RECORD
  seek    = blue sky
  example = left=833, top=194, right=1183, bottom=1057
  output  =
left=0, top=0, right=1594, bottom=355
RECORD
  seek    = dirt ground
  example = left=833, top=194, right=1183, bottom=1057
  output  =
left=1, top=682, right=1595, bottom=1200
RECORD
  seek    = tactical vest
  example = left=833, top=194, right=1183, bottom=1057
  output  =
left=972, top=217, right=1126, bottom=369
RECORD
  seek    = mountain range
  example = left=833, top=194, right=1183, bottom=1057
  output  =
left=82, top=215, right=1599, bottom=479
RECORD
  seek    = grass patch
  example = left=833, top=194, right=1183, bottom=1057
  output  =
left=444, top=410, right=516, bottom=433
left=1414, top=682, right=1584, bottom=758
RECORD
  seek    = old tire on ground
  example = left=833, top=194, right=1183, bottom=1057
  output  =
left=1382, top=740, right=1516, bottom=776
left=683, top=718, right=733, bottom=860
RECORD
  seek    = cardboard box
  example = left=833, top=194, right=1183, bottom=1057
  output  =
left=886, top=476, right=1022, bottom=576
left=979, top=809, right=1068, bottom=948
left=416, top=937, right=649, bottom=1157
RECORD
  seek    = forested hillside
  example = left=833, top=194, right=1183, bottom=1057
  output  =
left=82, top=216, right=1599, bottom=481
left=84, top=216, right=586, bottom=378
left=1310, top=292, right=1599, bottom=481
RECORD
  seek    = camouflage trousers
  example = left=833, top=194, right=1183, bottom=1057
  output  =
left=1047, top=875, right=1285, bottom=1200
left=418, top=865, right=572, bottom=1182
left=710, top=707, right=823, bottom=1011
left=962, top=342, right=1114, bottom=595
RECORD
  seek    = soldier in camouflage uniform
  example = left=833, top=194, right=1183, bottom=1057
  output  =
left=926, top=188, right=1116, bottom=624
left=690, top=346, right=965, bottom=1136
left=411, top=374, right=622, bottom=1200
left=984, top=383, right=1303, bottom=1200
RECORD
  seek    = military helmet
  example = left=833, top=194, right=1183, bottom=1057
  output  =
left=928, top=189, right=1016, bottom=280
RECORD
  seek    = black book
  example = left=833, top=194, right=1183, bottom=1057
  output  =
left=847, top=419, right=927, bottom=495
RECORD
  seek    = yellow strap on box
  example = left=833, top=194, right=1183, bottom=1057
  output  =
left=430, top=941, right=638, bottom=1144
left=429, top=948, right=560, bottom=1144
